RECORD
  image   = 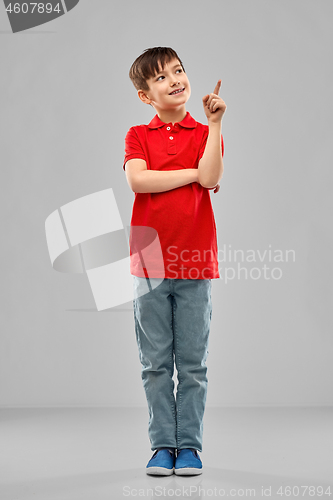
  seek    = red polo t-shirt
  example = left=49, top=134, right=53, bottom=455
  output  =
left=123, top=112, right=224, bottom=280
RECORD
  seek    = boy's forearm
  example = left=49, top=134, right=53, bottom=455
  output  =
left=133, top=168, right=199, bottom=193
left=198, top=122, right=224, bottom=189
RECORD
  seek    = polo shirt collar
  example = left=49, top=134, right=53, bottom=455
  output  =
left=148, top=111, right=197, bottom=129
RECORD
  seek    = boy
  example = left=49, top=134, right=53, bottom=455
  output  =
left=123, top=47, right=226, bottom=475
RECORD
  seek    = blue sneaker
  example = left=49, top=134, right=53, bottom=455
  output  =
left=146, top=448, right=175, bottom=475
left=175, top=448, right=203, bottom=475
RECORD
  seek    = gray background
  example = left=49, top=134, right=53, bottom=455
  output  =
left=1, top=0, right=332, bottom=408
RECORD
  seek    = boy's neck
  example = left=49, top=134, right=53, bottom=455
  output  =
left=155, top=107, right=187, bottom=126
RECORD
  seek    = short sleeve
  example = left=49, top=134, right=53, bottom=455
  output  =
left=123, top=127, right=147, bottom=170
left=198, top=131, right=224, bottom=161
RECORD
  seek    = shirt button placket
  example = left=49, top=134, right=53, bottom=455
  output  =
left=167, top=129, right=177, bottom=155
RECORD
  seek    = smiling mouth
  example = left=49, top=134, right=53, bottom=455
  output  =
left=169, top=88, right=185, bottom=95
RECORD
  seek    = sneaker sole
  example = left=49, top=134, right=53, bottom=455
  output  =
left=175, top=467, right=203, bottom=476
left=146, top=466, right=174, bottom=476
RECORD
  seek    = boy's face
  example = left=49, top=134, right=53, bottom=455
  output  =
left=139, top=58, right=191, bottom=112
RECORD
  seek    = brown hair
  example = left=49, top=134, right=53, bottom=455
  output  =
left=129, top=47, right=185, bottom=92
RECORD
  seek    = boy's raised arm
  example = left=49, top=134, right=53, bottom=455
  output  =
left=198, top=80, right=227, bottom=189
left=125, top=158, right=199, bottom=194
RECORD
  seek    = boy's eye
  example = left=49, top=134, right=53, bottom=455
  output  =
left=157, top=75, right=164, bottom=81
left=176, top=69, right=183, bottom=73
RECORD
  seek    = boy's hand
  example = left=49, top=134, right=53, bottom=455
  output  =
left=202, top=80, right=227, bottom=124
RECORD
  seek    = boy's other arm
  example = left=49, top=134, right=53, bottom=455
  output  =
left=198, top=122, right=224, bottom=189
left=125, top=159, right=199, bottom=194
left=198, top=79, right=226, bottom=189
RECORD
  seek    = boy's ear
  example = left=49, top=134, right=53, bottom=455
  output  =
left=138, top=89, right=152, bottom=105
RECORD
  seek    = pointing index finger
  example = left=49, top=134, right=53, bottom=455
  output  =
left=213, top=79, right=222, bottom=95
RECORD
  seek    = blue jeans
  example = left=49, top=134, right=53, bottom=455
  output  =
left=133, top=277, right=212, bottom=452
